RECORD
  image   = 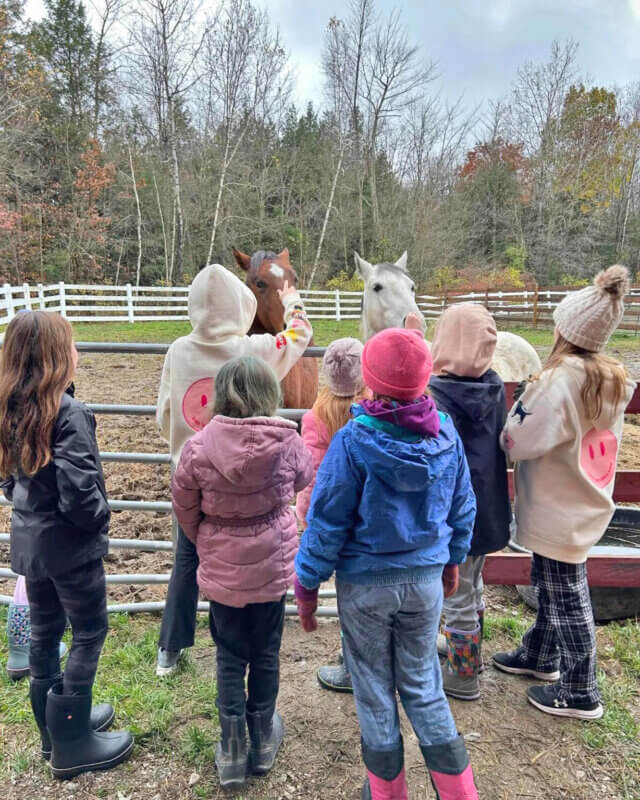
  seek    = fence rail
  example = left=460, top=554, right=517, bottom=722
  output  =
left=1, top=342, right=640, bottom=616
left=2, top=282, right=639, bottom=329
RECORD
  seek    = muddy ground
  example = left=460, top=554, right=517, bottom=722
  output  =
left=1, top=345, right=639, bottom=800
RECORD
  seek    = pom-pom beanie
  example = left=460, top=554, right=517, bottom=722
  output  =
left=431, top=303, right=497, bottom=378
left=553, top=265, right=630, bottom=351
left=323, top=337, right=365, bottom=397
left=362, top=329, right=432, bottom=401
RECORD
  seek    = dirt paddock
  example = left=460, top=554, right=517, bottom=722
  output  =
left=1, top=346, right=639, bottom=800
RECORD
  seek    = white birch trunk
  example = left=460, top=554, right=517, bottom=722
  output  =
left=307, top=149, right=344, bottom=289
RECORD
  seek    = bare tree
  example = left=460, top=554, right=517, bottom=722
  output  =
left=127, top=0, right=205, bottom=281
left=360, top=9, right=437, bottom=243
left=202, top=0, right=290, bottom=264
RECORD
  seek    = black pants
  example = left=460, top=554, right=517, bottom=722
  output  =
left=209, top=596, right=285, bottom=717
left=158, top=526, right=200, bottom=651
left=26, top=558, right=108, bottom=695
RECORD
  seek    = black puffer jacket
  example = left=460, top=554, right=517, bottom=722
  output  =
left=429, top=370, right=511, bottom=556
left=2, top=386, right=110, bottom=579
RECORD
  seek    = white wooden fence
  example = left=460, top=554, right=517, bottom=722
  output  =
left=1, top=282, right=639, bottom=329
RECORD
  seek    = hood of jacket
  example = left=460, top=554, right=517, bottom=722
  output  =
left=188, top=264, right=257, bottom=343
left=429, top=370, right=503, bottom=424
left=201, top=415, right=299, bottom=491
left=349, top=408, right=457, bottom=493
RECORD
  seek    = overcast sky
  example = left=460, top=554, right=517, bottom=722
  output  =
left=25, top=0, right=640, bottom=112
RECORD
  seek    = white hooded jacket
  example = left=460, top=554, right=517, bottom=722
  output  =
left=501, top=357, right=636, bottom=564
left=157, top=264, right=312, bottom=466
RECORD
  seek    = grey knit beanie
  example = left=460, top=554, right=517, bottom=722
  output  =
left=323, top=337, right=365, bottom=397
left=553, top=265, right=631, bottom=351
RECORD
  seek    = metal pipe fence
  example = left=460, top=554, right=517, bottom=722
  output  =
left=0, top=341, right=336, bottom=615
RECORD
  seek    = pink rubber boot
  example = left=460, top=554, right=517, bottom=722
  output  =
left=362, top=768, right=409, bottom=800
left=361, top=740, right=409, bottom=800
left=421, top=735, right=479, bottom=800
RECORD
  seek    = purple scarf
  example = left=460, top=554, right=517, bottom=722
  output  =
left=359, top=395, right=441, bottom=438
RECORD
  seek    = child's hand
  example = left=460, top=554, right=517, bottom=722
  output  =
left=404, top=312, right=424, bottom=331
left=278, top=281, right=298, bottom=302
left=294, top=578, right=318, bottom=633
left=442, top=564, right=459, bottom=598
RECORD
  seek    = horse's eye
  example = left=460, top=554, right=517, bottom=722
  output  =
left=373, top=283, right=383, bottom=293
left=410, top=285, right=416, bottom=293
left=255, top=279, right=267, bottom=290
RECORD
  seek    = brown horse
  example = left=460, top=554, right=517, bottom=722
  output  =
left=232, top=247, right=319, bottom=410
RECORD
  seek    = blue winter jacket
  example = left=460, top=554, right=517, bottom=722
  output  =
left=294, top=409, right=476, bottom=589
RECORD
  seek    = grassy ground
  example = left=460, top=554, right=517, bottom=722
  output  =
left=69, top=318, right=640, bottom=352
left=1, top=603, right=639, bottom=798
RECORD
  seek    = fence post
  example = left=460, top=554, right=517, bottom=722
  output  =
left=22, top=282, right=32, bottom=311
left=58, top=281, right=66, bottom=317
left=37, top=283, right=45, bottom=310
left=126, top=283, right=135, bottom=323
left=532, top=284, right=539, bottom=328
left=3, top=283, right=14, bottom=321
left=335, top=289, right=341, bottom=322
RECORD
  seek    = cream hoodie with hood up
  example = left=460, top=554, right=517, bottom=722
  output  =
left=502, top=357, right=635, bottom=564
left=157, top=264, right=312, bottom=466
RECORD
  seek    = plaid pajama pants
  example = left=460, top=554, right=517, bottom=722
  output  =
left=521, top=553, right=600, bottom=705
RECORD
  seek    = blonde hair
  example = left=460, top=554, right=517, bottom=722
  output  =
left=542, top=334, right=628, bottom=421
left=313, top=385, right=365, bottom=439
left=214, top=356, right=282, bottom=418
left=0, top=312, right=76, bottom=477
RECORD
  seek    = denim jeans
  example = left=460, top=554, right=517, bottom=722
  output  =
left=209, top=596, right=285, bottom=717
left=443, top=555, right=486, bottom=630
left=158, top=526, right=200, bottom=652
left=337, top=577, right=458, bottom=751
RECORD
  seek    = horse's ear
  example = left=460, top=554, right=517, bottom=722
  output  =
left=395, top=251, right=408, bottom=271
left=354, top=251, right=372, bottom=281
left=232, top=247, right=251, bottom=271
left=277, top=248, right=291, bottom=265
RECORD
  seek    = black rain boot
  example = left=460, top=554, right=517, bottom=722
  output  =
left=246, top=707, right=284, bottom=775
left=45, top=686, right=133, bottom=779
left=214, top=711, right=249, bottom=789
left=30, top=676, right=116, bottom=760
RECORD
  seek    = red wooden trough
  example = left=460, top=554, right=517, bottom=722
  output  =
left=483, top=382, right=640, bottom=588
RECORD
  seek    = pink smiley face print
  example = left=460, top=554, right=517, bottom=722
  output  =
left=182, top=378, right=214, bottom=432
left=580, top=428, right=617, bottom=488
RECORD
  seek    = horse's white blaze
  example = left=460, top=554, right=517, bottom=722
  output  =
left=269, top=263, right=285, bottom=279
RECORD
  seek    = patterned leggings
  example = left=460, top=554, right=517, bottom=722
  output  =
left=26, top=559, right=108, bottom=695
left=521, top=553, right=600, bottom=704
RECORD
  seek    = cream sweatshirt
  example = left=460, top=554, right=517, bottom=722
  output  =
left=156, top=264, right=312, bottom=466
left=501, top=357, right=636, bottom=564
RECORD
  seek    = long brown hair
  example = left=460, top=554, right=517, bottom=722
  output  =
left=542, top=334, right=628, bottom=421
left=0, top=312, right=76, bottom=477
left=313, top=385, right=365, bottom=439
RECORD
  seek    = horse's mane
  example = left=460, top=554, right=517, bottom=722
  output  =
left=249, top=250, right=278, bottom=275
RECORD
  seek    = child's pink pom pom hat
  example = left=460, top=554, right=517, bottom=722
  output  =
left=361, top=328, right=432, bottom=401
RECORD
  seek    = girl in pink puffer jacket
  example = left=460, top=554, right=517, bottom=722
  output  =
left=172, top=356, right=312, bottom=791
left=295, top=338, right=365, bottom=694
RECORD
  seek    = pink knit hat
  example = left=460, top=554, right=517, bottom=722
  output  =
left=362, top=329, right=432, bottom=401
left=323, top=337, right=365, bottom=397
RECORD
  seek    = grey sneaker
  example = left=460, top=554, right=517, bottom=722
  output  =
left=156, top=647, right=184, bottom=677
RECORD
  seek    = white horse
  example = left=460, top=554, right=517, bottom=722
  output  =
left=355, top=252, right=541, bottom=381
